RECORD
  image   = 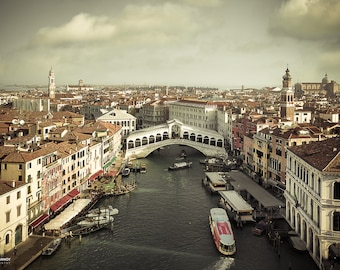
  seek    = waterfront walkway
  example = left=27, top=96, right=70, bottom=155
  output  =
left=1, top=235, right=55, bottom=270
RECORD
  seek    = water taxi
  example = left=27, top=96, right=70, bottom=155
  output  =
left=168, top=161, right=192, bottom=170
left=209, top=208, right=236, bottom=256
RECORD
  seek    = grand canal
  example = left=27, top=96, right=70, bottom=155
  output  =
left=28, top=145, right=319, bottom=270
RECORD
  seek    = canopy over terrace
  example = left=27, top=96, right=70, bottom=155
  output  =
left=44, top=198, right=91, bottom=231
left=226, top=171, right=285, bottom=211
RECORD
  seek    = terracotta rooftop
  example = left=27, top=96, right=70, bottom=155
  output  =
left=0, top=181, right=26, bottom=195
left=289, top=137, right=340, bottom=172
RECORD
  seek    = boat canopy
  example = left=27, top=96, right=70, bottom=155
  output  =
left=219, top=190, right=254, bottom=213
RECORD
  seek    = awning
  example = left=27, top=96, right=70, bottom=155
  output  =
left=89, top=170, right=103, bottom=182
left=50, top=195, right=73, bottom=212
left=30, top=213, right=49, bottom=228
left=103, top=156, right=117, bottom=169
left=68, top=188, right=80, bottom=198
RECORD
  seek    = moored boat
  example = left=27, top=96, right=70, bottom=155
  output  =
left=42, top=238, right=62, bottom=256
left=122, top=167, right=130, bottom=177
left=168, top=161, right=192, bottom=170
left=209, top=208, right=236, bottom=256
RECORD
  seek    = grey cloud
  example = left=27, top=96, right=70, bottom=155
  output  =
left=269, top=0, right=340, bottom=41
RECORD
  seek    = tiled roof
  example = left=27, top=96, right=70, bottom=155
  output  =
left=289, top=137, right=340, bottom=172
left=0, top=181, right=26, bottom=195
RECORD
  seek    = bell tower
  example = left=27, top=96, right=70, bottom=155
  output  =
left=280, top=68, right=295, bottom=121
left=48, top=67, right=56, bottom=99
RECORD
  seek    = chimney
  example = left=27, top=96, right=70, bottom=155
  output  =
left=12, top=180, right=15, bottom=188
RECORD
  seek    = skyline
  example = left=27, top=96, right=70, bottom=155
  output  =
left=0, top=0, right=340, bottom=89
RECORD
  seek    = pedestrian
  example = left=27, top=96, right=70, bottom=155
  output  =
left=14, top=246, right=17, bottom=256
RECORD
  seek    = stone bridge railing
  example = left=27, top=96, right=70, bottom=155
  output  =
left=125, top=138, right=226, bottom=159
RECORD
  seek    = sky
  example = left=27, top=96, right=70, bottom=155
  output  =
left=0, top=0, right=339, bottom=89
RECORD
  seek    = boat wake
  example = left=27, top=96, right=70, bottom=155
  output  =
left=110, top=241, right=211, bottom=260
left=203, top=257, right=235, bottom=270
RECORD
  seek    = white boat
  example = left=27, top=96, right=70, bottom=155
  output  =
left=168, top=161, right=192, bottom=170
left=209, top=208, right=236, bottom=256
left=86, top=206, right=119, bottom=217
left=122, top=167, right=130, bottom=176
left=78, top=214, right=114, bottom=227
left=42, top=238, right=62, bottom=256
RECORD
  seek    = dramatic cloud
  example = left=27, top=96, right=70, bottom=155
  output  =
left=0, top=0, right=339, bottom=87
left=34, top=13, right=117, bottom=45
left=270, top=0, right=340, bottom=41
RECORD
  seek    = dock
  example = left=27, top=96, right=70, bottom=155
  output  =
left=226, top=171, right=285, bottom=218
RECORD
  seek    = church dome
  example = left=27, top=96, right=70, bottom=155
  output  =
left=283, top=68, right=291, bottom=80
left=322, top=73, right=329, bottom=84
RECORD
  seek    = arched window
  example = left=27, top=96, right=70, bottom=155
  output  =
left=142, top=137, right=148, bottom=146
left=6, top=234, right=10, bottom=244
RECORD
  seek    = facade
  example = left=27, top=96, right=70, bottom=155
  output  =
left=168, top=99, right=218, bottom=130
left=96, top=109, right=136, bottom=137
left=249, top=125, right=324, bottom=188
left=12, top=98, right=50, bottom=112
left=141, top=99, right=169, bottom=129
left=294, top=110, right=312, bottom=124
left=295, top=74, right=340, bottom=97
left=0, top=181, right=28, bottom=253
left=285, top=137, right=340, bottom=268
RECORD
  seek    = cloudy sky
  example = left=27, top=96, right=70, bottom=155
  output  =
left=0, top=0, right=339, bottom=89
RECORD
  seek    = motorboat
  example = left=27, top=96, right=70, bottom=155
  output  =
left=122, top=167, right=130, bottom=177
left=209, top=208, right=236, bottom=256
left=42, top=238, right=62, bottom=256
left=168, top=161, right=192, bottom=170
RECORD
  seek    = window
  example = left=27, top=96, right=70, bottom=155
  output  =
left=6, top=196, right=10, bottom=204
left=5, top=234, right=10, bottom=244
left=335, top=182, right=340, bottom=200
left=6, top=211, right=10, bottom=223
left=19, top=164, right=22, bottom=170
left=27, top=185, right=31, bottom=194
left=17, top=191, right=21, bottom=199
left=17, top=205, right=21, bottom=217
left=333, top=212, right=340, bottom=231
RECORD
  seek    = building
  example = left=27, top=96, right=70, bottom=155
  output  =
left=140, top=99, right=170, bottom=129
left=48, top=67, right=56, bottom=99
left=96, top=109, right=136, bottom=137
left=285, top=137, right=340, bottom=268
left=168, top=99, right=218, bottom=130
left=295, top=74, right=340, bottom=97
left=280, top=68, right=295, bottom=121
left=0, top=180, right=28, bottom=253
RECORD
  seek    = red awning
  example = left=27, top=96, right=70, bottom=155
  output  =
left=50, top=195, right=72, bottom=212
left=89, top=170, right=103, bottom=182
left=68, top=188, right=80, bottom=198
left=30, top=213, right=49, bottom=228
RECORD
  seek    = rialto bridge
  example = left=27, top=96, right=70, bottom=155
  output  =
left=124, top=119, right=226, bottom=159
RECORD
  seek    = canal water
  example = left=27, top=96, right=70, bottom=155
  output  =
left=28, top=145, right=319, bottom=270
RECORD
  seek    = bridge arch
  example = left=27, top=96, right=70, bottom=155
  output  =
left=125, top=119, right=226, bottom=159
